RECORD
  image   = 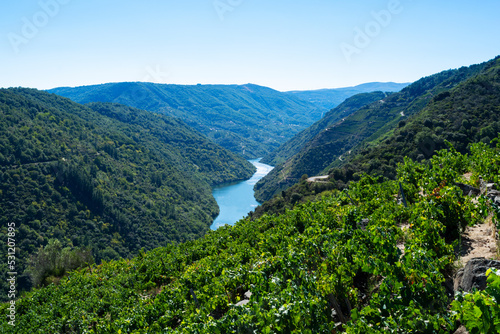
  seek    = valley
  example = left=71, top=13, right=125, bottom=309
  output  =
left=4, top=134, right=500, bottom=333
left=210, top=159, right=273, bottom=230
left=3, top=0, right=500, bottom=331
left=48, top=83, right=323, bottom=159
left=0, top=89, right=255, bottom=297
left=2, top=56, right=500, bottom=333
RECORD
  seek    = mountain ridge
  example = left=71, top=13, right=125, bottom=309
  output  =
left=254, top=59, right=491, bottom=202
left=285, top=82, right=409, bottom=111
left=252, top=56, right=500, bottom=219
left=48, top=82, right=323, bottom=159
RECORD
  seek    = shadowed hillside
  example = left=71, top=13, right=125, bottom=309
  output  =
left=255, top=59, right=491, bottom=202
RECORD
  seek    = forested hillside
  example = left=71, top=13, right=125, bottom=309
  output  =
left=4, top=139, right=500, bottom=333
left=49, top=83, right=322, bottom=159
left=325, top=56, right=500, bottom=188
left=255, top=59, right=491, bottom=202
left=0, top=88, right=254, bottom=298
left=286, top=82, right=409, bottom=111
left=252, top=56, right=500, bottom=219
left=262, top=92, right=388, bottom=166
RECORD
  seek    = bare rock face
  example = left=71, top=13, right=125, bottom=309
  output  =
left=454, top=257, right=500, bottom=292
left=479, top=181, right=500, bottom=203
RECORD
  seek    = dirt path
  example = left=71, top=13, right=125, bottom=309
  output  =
left=458, top=215, right=498, bottom=265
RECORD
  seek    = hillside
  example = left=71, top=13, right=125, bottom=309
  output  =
left=4, top=140, right=499, bottom=333
left=49, top=83, right=322, bottom=159
left=286, top=82, right=409, bottom=111
left=325, top=55, right=500, bottom=187
left=255, top=59, right=491, bottom=202
left=0, top=88, right=254, bottom=297
left=262, top=92, right=389, bottom=166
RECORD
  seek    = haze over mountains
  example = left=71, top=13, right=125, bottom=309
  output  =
left=49, top=83, right=322, bottom=159
left=286, top=82, right=410, bottom=111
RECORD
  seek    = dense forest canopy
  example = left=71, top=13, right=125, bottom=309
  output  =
left=3, top=138, right=500, bottom=333
left=255, top=57, right=496, bottom=203
left=49, top=83, right=324, bottom=159
left=0, top=88, right=254, bottom=298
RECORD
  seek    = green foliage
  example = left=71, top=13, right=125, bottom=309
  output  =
left=470, top=140, right=500, bottom=185
left=27, top=239, right=93, bottom=287
left=0, top=88, right=254, bottom=300
left=49, top=83, right=323, bottom=159
left=2, top=58, right=500, bottom=332
left=256, top=56, right=500, bottom=203
left=263, top=91, right=389, bottom=166
left=452, top=269, right=500, bottom=334
left=256, top=91, right=389, bottom=201
left=4, top=145, right=496, bottom=333
left=325, top=56, right=500, bottom=191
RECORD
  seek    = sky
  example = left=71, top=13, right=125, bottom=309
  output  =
left=0, top=0, right=499, bottom=92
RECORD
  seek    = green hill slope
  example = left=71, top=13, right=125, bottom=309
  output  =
left=286, top=82, right=409, bottom=111
left=255, top=59, right=490, bottom=202
left=262, top=92, right=389, bottom=166
left=4, top=140, right=499, bottom=333
left=49, top=83, right=322, bottom=159
left=325, top=55, right=500, bottom=187
left=0, top=88, right=254, bottom=296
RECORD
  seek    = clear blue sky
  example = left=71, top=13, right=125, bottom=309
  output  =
left=0, top=0, right=499, bottom=91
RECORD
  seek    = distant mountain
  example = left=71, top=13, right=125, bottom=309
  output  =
left=48, top=83, right=323, bottom=159
left=255, top=62, right=490, bottom=202
left=286, top=82, right=409, bottom=111
left=0, top=88, right=254, bottom=296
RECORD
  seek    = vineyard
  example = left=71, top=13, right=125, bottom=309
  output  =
left=2, top=139, right=500, bottom=333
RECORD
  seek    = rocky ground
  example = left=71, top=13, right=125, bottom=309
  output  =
left=458, top=216, right=498, bottom=265
left=452, top=179, right=500, bottom=334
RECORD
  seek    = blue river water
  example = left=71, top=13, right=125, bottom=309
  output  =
left=210, top=159, right=274, bottom=230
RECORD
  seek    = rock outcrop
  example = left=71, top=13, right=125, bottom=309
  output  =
left=454, top=183, right=480, bottom=197
left=479, top=180, right=500, bottom=204
left=454, top=257, right=500, bottom=292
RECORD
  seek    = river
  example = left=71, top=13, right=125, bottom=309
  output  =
left=210, top=159, right=274, bottom=230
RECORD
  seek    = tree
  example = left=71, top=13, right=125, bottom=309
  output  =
left=27, top=239, right=93, bottom=287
